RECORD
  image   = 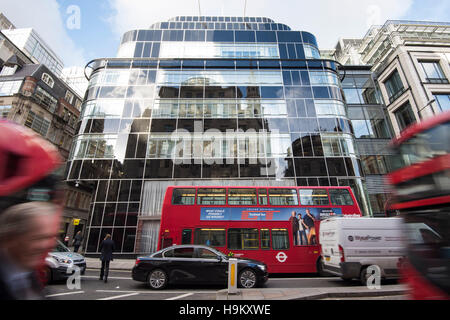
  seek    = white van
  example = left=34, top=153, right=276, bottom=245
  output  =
left=319, top=217, right=406, bottom=284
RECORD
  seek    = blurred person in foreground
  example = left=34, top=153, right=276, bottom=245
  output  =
left=0, top=121, right=62, bottom=300
left=0, top=202, right=60, bottom=299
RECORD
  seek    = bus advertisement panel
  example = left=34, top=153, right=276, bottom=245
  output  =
left=200, top=207, right=343, bottom=221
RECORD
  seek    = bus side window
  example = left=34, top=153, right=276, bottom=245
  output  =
left=258, top=189, right=268, bottom=205
left=197, top=188, right=226, bottom=205
left=194, top=228, right=226, bottom=247
left=329, top=189, right=354, bottom=206
left=182, top=229, right=192, bottom=244
left=272, top=229, right=289, bottom=250
left=172, top=188, right=196, bottom=205
left=261, top=229, right=270, bottom=249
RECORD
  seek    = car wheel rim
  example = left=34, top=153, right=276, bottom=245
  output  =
left=149, top=271, right=166, bottom=289
left=240, top=270, right=256, bottom=288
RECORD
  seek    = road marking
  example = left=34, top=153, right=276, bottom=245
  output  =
left=82, top=275, right=131, bottom=280
left=269, top=277, right=337, bottom=281
left=45, top=291, right=85, bottom=298
left=166, top=293, right=194, bottom=300
left=97, top=292, right=140, bottom=300
left=96, top=289, right=216, bottom=294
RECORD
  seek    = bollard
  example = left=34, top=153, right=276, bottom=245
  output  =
left=228, top=258, right=238, bottom=295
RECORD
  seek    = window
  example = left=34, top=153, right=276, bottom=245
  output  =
left=194, top=228, right=226, bottom=247
left=160, top=42, right=279, bottom=59
left=299, top=189, right=330, bottom=205
left=24, top=111, right=50, bottom=137
left=384, top=70, right=405, bottom=103
left=395, top=102, right=416, bottom=132
left=41, top=73, right=54, bottom=88
left=420, top=61, right=448, bottom=84
left=260, top=229, right=270, bottom=249
left=197, top=248, right=219, bottom=259
left=65, top=90, right=74, bottom=104
left=165, top=247, right=194, bottom=258
left=321, top=134, right=356, bottom=157
left=329, top=189, right=354, bottom=206
left=258, top=189, right=268, bottom=205
left=343, top=88, right=363, bottom=104
left=228, top=229, right=259, bottom=250
left=197, top=188, right=226, bottom=205
left=271, top=229, right=289, bottom=249
left=434, top=94, right=450, bottom=113
left=0, top=80, right=22, bottom=96
left=228, top=188, right=257, bottom=205
left=0, top=105, right=11, bottom=118
left=304, top=44, right=320, bottom=59
left=156, top=69, right=282, bottom=86
left=314, top=100, right=346, bottom=117
left=34, top=86, right=57, bottom=113
left=172, top=188, right=196, bottom=205
left=74, top=99, right=82, bottom=111
left=268, top=188, right=298, bottom=206
left=0, top=65, right=18, bottom=76
left=309, top=71, right=339, bottom=86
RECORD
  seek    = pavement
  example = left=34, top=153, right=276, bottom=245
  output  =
left=84, top=258, right=410, bottom=300
left=216, top=285, right=409, bottom=300
left=85, top=257, right=135, bottom=270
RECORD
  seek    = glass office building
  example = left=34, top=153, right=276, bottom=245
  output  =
left=67, top=16, right=369, bottom=255
left=341, top=66, right=396, bottom=216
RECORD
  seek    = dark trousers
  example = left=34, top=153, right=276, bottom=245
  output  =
left=100, top=260, right=110, bottom=280
left=292, top=230, right=299, bottom=245
left=74, top=245, right=80, bottom=253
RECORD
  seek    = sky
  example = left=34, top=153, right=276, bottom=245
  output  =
left=1, top=0, right=449, bottom=69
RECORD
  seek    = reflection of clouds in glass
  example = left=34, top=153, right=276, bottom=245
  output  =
left=158, top=70, right=283, bottom=86
left=159, top=42, right=280, bottom=59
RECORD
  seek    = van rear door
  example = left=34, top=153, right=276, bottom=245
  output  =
left=320, top=219, right=341, bottom=269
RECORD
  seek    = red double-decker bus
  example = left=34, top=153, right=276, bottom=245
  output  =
left=158, top=186, right=362, bottom=274
left=387, top=110, right=450, bottom=300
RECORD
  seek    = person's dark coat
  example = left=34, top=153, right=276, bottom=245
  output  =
left=72, top=233, right=82, bottom=246
left=289, top=215, right=299, bottom=232
left=99, top=238, right=115, bottom=262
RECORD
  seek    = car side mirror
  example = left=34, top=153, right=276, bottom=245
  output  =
left=217, top=255, right=223, bottom=262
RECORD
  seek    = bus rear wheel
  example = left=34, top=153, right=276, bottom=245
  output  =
left=316, top=257, right=329, bottom=277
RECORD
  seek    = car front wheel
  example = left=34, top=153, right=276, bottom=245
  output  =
left=147, top=269, right=168, bottom=290
left=239, top=269, right=257, bottom=289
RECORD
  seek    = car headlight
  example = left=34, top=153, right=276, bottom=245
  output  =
left=51, top=256, right=73, bottom=265
left=257, top=265, right=266, bottom=272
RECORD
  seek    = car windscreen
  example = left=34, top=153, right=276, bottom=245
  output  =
left=53, top=240, right=70, bottom=252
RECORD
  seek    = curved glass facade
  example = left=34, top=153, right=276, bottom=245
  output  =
left=69, top=16, right=369, bottom=255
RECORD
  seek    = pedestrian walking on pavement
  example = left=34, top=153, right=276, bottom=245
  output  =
left=63, top=235, right=70, bottom=247
left=72, top=231, right=83, bottom=253
left=99, top=234, right=115, bottom=283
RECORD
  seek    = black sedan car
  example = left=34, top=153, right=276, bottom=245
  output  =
left=132, top=245, right=268, bottom=290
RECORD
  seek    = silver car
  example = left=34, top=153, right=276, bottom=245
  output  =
left=44, top=240, right=86, bottom=283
